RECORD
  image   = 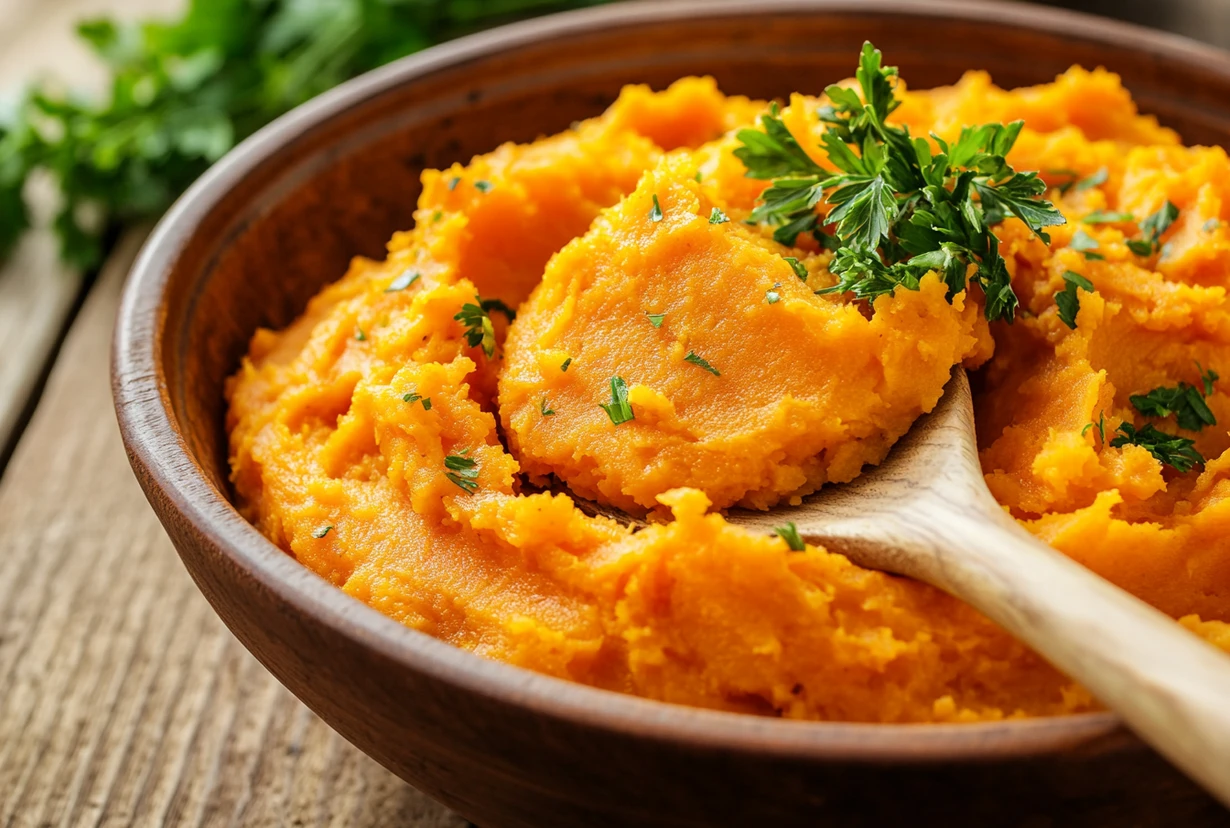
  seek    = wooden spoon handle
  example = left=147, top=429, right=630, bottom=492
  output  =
left=924, top=507, right=1230, bottom=806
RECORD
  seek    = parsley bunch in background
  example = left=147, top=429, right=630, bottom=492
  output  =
left=0, top=0, right=608, bottom=270
left=736, top=42, right=1065, bottom=323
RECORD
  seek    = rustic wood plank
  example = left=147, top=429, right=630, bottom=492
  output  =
left=0, top=0, right=184, bottom=462
left=0, top=232, right=467, bottom=828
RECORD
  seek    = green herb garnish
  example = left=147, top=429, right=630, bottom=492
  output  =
left=646, top=312, right=666, bottom=328
left=774, top=522, right=806, bottom=551
left=444, top=450, right=480, bottom=493
left=1082, top=211, right=1135, bottom=224
left=312, top=525, right=333, bottom=539
left=1127, top=201, right=1179, bottom=256
left=599, top=376, right=634, bottom=425
left=649, top=194, right=663, bottom=222
left=1082, top=412, right=1107, bottom=444
left=709, top=207, right=730, bottom=224
left=448, top=176, right=461, bottom=190
left=479, top=297, right=517, bottom=321
left=422, top=398, right=432, bottom=410
left=1074, top=168, right=1108, bottom=191
left=737, top=42, right=1064, bottom=323
left=403, top=391, right=430, bottom=409
left=783, top=256, right=808, bottom=281
left=1110, top=423, right=1204, bottom=473
left=560, top=357, right=572, bottom=372
left=766, top=287, right=782, bottom=304
left=1054, top=270, right=1094, bottom=329
left=474, top=179, right=492, bottom=192
left=1069, top=228, right=1104, bottom=260
left=385, top=270, right=420, bottom=292
left=684, top=351, right=720, bottom=376
left=355, top=327, right=367, bottom=341
left=454, top=296, right=497, bottom=357
left=1129, top=367, right=1218, bottom=432
left=1203, top=218, right=1221, bottom=233
left=540, top=397, right=555, bottom=416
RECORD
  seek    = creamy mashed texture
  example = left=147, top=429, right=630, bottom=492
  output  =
left=228, top=69, right=1230, bottom=723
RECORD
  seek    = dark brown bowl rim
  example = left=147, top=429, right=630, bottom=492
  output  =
left=112, top=0, right=1230, bottom=764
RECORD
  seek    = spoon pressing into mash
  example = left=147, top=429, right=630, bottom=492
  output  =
left=565, top=365, right=1230, bottom=803
left=717, top=367, right=1230, bottom=806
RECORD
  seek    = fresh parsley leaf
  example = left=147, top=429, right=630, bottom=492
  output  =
left=403, top=392, right=421, bottom=403
left=599, top=376, right=634, bottom=425
left=1074, top=168, right=1108, bottom=191
left=709, top=207, right=730, bottom=224
left=649, top=194, right=663, bottom=222
left=1054, top=270, right=1094, bottom=329
left=1110, top=423, right=1204, bottom=473
left=560, top=357, right=572, bottom=372
left=454, top=296, right=496, bottom=357
left=1198, top=362, right=1219, bottom=396
left=1069, top=228, right=1104, bottom=260
left=1082, top=412, right=1107, bottom=444
left=0, top=0, right=610, bottom=269
left=474, top=179, right=492, bottom=192
left=646, top=312, right=666, bottom=328
left=540, top=397, right=555, bottom=416
left=422, top=398, right=432, bottom=410
left=1129, top=368, right=1218, bottom=432
left=1129, top=201, right=1180, bottom=256
left=684, top=351, right=720, bottom=376
left=479, top=297, right=516, bottom=321
left=1082, top=211, right=1135, bottom=224
left=312, top=525, right=333, bottom=539
left=774, top=522, right=806, bottom=551
left=444, top=450, right=480, bottom=493
left=385, top=270, right=420, bottom=292
left=738, top=41, right=1064, bottom=323
left=733, top=104, right=827, bottom=180
left=783, top=256, right=808, bottom=281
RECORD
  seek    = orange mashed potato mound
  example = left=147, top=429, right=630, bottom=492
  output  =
left=228, top=71, right=1230, bottom=723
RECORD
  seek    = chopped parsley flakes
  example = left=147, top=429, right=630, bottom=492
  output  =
left=385, top=270, right=420, bottom=292
left=649, top=194, right=663, bottom=222
left=646, top=312, right=666, bottom=328
left=444, top=450, right=480, bottom=493
left=312, top=525, right=333, bottom=539
left=709, top=207, right=730, bottom=224
left=1110, top=423, right=1203, bottom=473
left=1054, top=270, right=1094, bottom=329
left=599, top=376, right=634, bottom=425
left=684, top=351, right=720, bottom=376
left=774, top=522, right=806, bottom=551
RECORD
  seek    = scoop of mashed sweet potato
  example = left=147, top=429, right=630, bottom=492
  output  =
left=228, top=68, right=1230, bottom=727
left=500, top=156, right=990, bottom=513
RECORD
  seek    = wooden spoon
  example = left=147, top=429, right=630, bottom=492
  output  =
left=721, top=366, right=1230, bottom=807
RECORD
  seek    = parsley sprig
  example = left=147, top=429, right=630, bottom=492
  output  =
left=444, top=450, right=480, bottom=493
left=0, top=0, right=612, bottom=270
left=1129, top=366, right=1218, bottom=432
left=599, top=376, right=634, bottom=425
left=1110, top=424, right=1204, bottom=473
left=735, top=42, right=1064, bottom=323
left=453, top=295, right=514, bottom=358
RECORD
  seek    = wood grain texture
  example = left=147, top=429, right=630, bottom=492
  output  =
left=733, top=368, right=1230, bottom=807
left=0, top=233, right=465, bottom=828
left=0, top=0, right=183, bottom=462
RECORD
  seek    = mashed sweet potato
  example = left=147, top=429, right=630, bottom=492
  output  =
left=228, top=70, right=1230, bottom=723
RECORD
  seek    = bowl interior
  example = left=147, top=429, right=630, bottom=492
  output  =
left=132, top=0, right=1230, bottom=752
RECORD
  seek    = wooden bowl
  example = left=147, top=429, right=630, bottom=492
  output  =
left=112, top=2, right=1230, bottom=824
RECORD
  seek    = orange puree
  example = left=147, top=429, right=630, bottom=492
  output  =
left=228, top=71, right=1230, bottom=724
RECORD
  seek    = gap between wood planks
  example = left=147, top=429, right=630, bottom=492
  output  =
left=0, top=231, right=467, bottom=827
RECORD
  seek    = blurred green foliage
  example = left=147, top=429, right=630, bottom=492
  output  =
left=0, top=0, right=608, bottom=269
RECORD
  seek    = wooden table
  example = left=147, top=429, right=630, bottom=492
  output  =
left=0, top=2, right=464, bottom=824
left=2, top=1, right=1228, bottom=826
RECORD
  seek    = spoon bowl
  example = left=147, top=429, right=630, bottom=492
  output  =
left=732, top=367, right=1230, bottom=806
